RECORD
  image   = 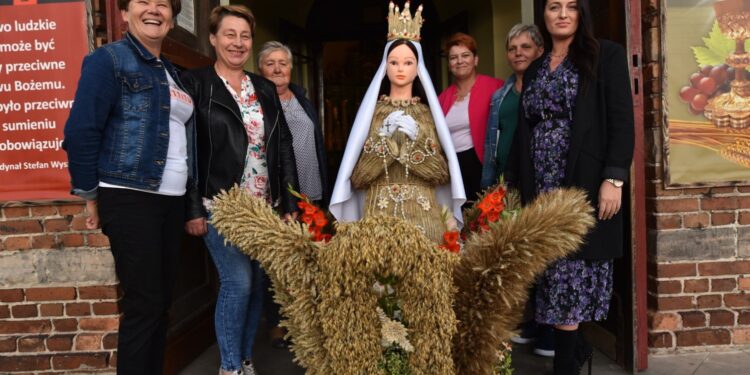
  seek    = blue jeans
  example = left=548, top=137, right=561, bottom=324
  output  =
left=204, top=220, right=265, bottom=371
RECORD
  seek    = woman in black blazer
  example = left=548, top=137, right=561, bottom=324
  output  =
left=506, top=0, right=634, bottom=373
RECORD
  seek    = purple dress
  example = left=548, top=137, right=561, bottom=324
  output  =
left=523, top=55, right=613, bottom=326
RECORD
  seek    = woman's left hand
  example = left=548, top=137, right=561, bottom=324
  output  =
left=598, top=181, right=622, bottom=220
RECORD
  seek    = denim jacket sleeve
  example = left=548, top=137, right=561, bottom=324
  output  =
left=480, top=88, right=505, bottom=189
left=63, top=49, right=118, bottom=200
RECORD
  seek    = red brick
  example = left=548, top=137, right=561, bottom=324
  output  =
left=654, top=198, right=699, bottom=213
left=78, top=285, right=118, bottom=300
left=43, top=218, right=70, bottom=232
left=656, top=296, right=694, bottom=311
left=740, top=310, right=750, bottom=325
left=701, top=196, right=738, bottom=211
left=25, top=287, right=76, bottom=301
left=710, top=187, right=736, bottom=194
left=708, top=310, right=736, bottom=326
left=0, top=355, right=51, bottom=372
left=39, top=304, right=63, bottom=317
left=70, top=216, right=88, bottom=231
left=697, top=295, right=723, bottom=309
left=0, top=320, right=52, bottom=334
left=52, top=319, right=78, bottom=332
left=680, top=311, right=706, bottom=328
left=60, top=233, right=84, bottom=247
left=74, top=334, right=102, bottom=350
left=110, top=351, right=117, bottom=368
left=655, top=279, right=681, bottom=294
left=648, top=332, right=673, bottom=348
left=4, top=206, right=30, bottom=218
left=712, top=278, right=737, bottom=292
left=92, top=302, right=118, bottom=315
left=683, top=279, right=709, bottom=293
left=650, top=312, right=679, bottom=330
left=656, top=263, right=697, bottom=278
left=57, top=204, right=84, bottom=216
left=724, top=293, right=750, bottom=307
left=65, top=302, right=91, bottom=316
left=739, top=211, right=750, bottom=225
left=0, top=219, right=43, bottom=234
left=79, top=317, right=119, bottom=331
left=740, top=277, right=750, bottom=291
left=103, top=333, right=117, bottom=349
left=51, top=353, right=107, bottom=370
left=12, top=304, right=38, bottom=318
left=46, top=335, right=73, bottom=351
left=86, top=233, right=109, bottom=247
left=32, top=234, right=59, bottom=249
left=4, top=235, right=32, bottom=250
left=711, top=212, right=736, bottom=226
left=30, top=206, right=57, bottom=217
left=0, top=337, right=16, bottom=352
left=18, top=336, right=46, bottom=352
left=683, top=213, right=709, bottom=229
left=698, top=261, right=750, bottom=276
left=0, top=289, right=24, bottom=302
left=676, top=328, right=731, bottom=346
left=653, top=214, right=681, bottom=229
left=735, top=328, right=750, bottom=344
left=0, top=305, right=9, bottom=319
left=739, top=186, right=750, bottom=193
left=739, top=195, right=750, bottom=208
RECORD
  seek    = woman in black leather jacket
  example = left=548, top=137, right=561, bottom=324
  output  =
left=179, top=5, right=298, bottom=375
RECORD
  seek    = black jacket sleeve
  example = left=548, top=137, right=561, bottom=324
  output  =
left=179, top=71, right=208, bottom=221
left=274, top=93, right=300, bottom=215
left=600, top=41, right=634, bottom=182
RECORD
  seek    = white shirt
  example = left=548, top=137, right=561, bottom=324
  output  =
left=444, top=93, right=473, bottom=152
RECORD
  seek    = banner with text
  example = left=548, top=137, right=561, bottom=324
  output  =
left=0, top=0, right=87, bottom=200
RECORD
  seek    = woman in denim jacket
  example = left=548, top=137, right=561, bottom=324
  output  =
left=63, top=1, right=195, bottom=374
left=480, top=24, right=544, bottom=189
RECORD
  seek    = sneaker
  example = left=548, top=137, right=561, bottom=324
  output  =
left=533, top=324, right=555, bottom=357
left=242, top=360, right=257, bottom=375
left=219, top=369, right=242, bottom=375
left=510, top=321, right=537, bottom=344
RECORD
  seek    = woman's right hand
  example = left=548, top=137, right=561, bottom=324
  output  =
left=85, top=200, right=100, bottom=230
left=185, top=217, right=208, bottom=236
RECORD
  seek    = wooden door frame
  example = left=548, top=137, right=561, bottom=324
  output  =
left=626, top=0, right=648, bottom=371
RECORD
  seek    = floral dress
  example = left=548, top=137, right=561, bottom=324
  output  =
left=523, top=55, right=614, bottom=326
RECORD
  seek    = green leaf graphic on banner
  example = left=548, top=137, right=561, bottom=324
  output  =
left=694, top=21, right=750, bottom=69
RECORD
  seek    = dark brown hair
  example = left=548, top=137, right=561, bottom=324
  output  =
left=444, top=32, right=477, bottom=56
left=117, top=0, right=182, bottom=17
left=209, top=5, right=256, bottom=37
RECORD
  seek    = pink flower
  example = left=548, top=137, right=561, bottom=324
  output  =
left=254, top=175, right=268, bottom=190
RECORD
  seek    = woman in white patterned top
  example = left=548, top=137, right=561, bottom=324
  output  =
left=180, top=6, right=299, bottom=375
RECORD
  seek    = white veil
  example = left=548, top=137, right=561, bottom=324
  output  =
left=329, top=40, right=466, bottom=227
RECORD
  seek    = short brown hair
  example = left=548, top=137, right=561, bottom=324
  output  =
left=444, top=32, right=477, bottom=56
left=209, top=5, right=255, bottom=36
left=117, top=0, right=182, bottom=17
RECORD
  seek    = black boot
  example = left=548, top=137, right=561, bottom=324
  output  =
left=553, top=328, right=578, bottom=375
left=575, top=333, right=593, bottom=375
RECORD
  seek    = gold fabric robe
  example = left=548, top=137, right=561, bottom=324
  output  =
left=351, top=97, right=450, bottom=243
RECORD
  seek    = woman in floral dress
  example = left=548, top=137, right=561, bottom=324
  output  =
left=180, top=5, right=298, bottom=375
left=506, top=0, right=634, bottom=374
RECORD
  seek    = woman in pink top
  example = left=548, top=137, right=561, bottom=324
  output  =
left=438, top=33, right=503, bottom=204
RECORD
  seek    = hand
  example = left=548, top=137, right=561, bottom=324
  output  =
left=598, top=181, right=622, bottom=220
left=185, top=217, right=208, bottom=236
left=282, top=212, right=299, bottom=222
left=85, top=200, right=100, bottom=230
left=378, top=110, right=402, bottom=138
left=396, top=115, right=419, bottom=140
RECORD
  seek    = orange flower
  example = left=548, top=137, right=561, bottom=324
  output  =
left=440, top=230, right=461, bottom=253
left=313, top=211, right=328, bottom=227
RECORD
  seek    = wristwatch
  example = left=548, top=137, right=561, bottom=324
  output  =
left=606, top=178, right=624, bottom=188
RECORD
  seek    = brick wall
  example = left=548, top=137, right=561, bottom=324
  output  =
left=643, top=0, right=750, bottom=352
left=0, top=202, right=119, bottom=373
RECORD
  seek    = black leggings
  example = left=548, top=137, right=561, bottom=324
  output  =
left=457, top=148, right=483, bottom=204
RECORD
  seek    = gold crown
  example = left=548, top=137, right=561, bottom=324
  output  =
left=387, top=1, right=424, bottom=41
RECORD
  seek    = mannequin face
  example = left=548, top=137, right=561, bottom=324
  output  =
left=386, top=44, right=418, bottom=91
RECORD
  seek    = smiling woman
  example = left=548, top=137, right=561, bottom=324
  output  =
left=63, top=0, right=196, bottom=374
left=179, top=5, right=299, bottom=375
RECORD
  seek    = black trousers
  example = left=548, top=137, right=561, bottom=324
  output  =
left=457, top=148, right=483, bottom=204
left=98, top=187, right=185, bottom=375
